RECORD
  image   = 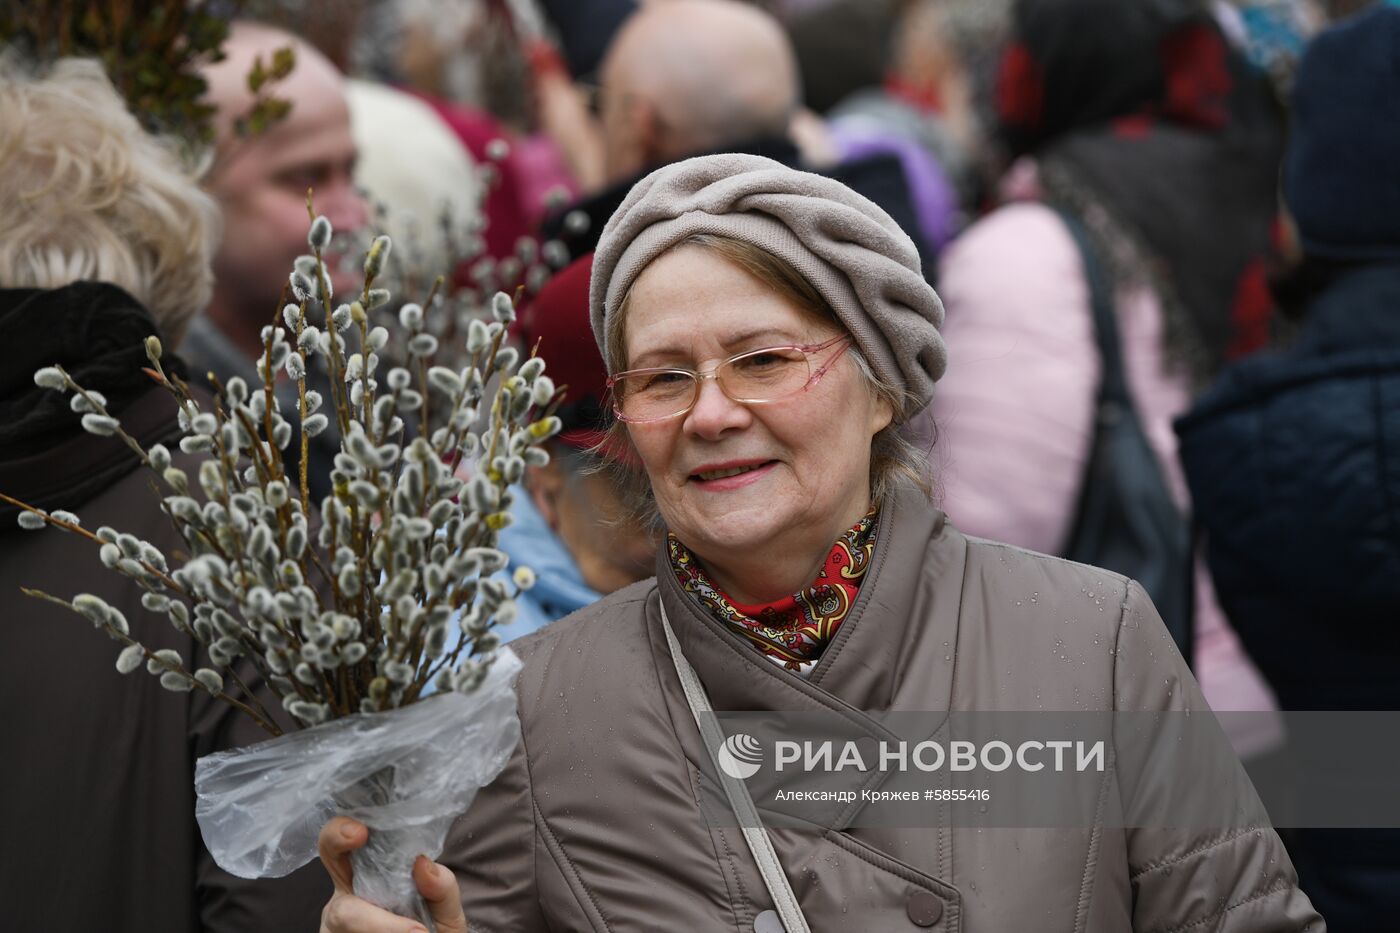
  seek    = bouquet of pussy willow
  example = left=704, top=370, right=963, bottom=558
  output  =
left=8, top=211, right=562, bottom=929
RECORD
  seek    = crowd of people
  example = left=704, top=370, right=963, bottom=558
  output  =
left=2, top=0, right=1397, bottom=930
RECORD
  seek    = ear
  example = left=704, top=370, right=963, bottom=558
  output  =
left=869, top=391, right=896, bottom=438
left=525, top=458, right=566, bottom=531
left=634, top=100, right=667, bottom=167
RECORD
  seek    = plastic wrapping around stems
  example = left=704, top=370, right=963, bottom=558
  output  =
left=194, top=649, right=523, bottom=929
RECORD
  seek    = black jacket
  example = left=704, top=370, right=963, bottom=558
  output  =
left=1176, top=261, right=1400, bottom=932
left=0, top=283, right=330, bottom=931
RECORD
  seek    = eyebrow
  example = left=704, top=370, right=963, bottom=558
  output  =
left=272, top=152, right=356, bottom=178
left=629, top=326, right=803, bottom=368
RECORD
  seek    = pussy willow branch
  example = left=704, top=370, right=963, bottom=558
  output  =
left=305, top=191, right=354, bottom=440
left=19, top=587, right=283, bottom=737
left=49, top=365, right=155, bottom=468
left=290, top=296, right=312, bottom=511
left=258, top=302, right=289, bottom=483
left=0, top=492, right=188, bottom=594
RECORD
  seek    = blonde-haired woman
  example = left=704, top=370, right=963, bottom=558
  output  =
left=0, top=56, right=220, bottom=344
left=0, top=58, right=330, bottom=930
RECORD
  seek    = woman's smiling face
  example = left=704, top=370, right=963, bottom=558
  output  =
left=620, top=243, right=893, bottom=582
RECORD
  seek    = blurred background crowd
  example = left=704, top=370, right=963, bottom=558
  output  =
left=1, top=0, right=1397, bottom=930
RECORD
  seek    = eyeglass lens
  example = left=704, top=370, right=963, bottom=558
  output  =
left=613, top=347, right=814, bottom=422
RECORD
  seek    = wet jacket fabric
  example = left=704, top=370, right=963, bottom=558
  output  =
left=1177, top=261, right=1400, bottom=931
left=0, top=283, right=330, bottom=931
left=442, top=485, right=1322, bottom=931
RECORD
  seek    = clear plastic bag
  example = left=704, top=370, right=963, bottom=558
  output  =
left=195, top=648, right=523, bottom=928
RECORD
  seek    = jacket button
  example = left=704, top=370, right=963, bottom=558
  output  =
left=906, top=890, right=943, bottom=927
left=753, top=909, right=784, bottom=933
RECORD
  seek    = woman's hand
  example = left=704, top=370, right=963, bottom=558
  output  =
left=317, top=817, right=468, bottom=933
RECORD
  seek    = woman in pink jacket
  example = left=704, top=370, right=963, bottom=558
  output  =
left=930, top=0, right=1286, bottom=755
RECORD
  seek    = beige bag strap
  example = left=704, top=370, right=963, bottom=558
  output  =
left=660, top=602, right=812, bottom=933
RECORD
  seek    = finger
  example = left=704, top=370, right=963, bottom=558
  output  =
left=318, top=817, right=368, bottom=893
left=413, top=855, right=469, bottom=933
left=321, top=890, right=434, bottom=933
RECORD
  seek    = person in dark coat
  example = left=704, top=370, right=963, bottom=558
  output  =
left=0, top=57, right=329, bottom=931
left=1176, top=8, right=1400, bottom=930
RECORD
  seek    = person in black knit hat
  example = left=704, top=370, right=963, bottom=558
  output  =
left=1178, top=8, right=1400, bottom=930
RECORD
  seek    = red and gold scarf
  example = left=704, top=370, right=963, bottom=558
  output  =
left=668, top=512, right=878, bottom=675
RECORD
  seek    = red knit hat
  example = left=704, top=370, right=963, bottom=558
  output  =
left=518, top=253, right=613, bottom=450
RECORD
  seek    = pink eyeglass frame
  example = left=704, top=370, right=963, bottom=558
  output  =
left=606, top=333, right=854, bottom=424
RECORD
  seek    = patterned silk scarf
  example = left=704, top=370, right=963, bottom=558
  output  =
left=668, top=512, right=878, bottom=675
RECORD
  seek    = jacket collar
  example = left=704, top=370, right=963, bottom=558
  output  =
left=651, top=483, right=964, bottom=717
left=648, top=485, right=966, bottom=830
left=0, top=282, right=181, bottom=460
left=0, top=385, right=182, bottom=517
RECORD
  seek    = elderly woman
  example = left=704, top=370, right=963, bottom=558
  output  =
left=318, top=154, right=1322, bottom=932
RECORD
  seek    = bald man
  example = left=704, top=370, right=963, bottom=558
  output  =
left=596, top=0, right=801, bottom=185
left=541, top=0, right=928, bottom=269
left=188, top=22, right=368, bottom=365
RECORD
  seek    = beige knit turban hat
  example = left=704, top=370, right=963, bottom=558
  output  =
left=589, top=153, right=947, bottom=422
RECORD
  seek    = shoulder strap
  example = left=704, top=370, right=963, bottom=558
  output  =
left=660, top=603, right=813, bottom=933
left=1054, top=208, right=1196, bottom=662
left=1057, top=210, right=1133, bottom=409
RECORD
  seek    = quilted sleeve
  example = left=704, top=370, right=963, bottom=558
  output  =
left=1111, top=580, right=1325, bottom=933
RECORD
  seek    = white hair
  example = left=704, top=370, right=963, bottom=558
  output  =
left=0, top=57, right=221, bottom=345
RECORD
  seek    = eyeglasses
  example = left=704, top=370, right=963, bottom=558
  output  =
left=607, top=334, right=854, bottom=424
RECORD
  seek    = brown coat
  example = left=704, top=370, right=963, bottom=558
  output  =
left=0, top=384, right=331, bottom=932
left=444, top=487, right=1322, bottom=932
